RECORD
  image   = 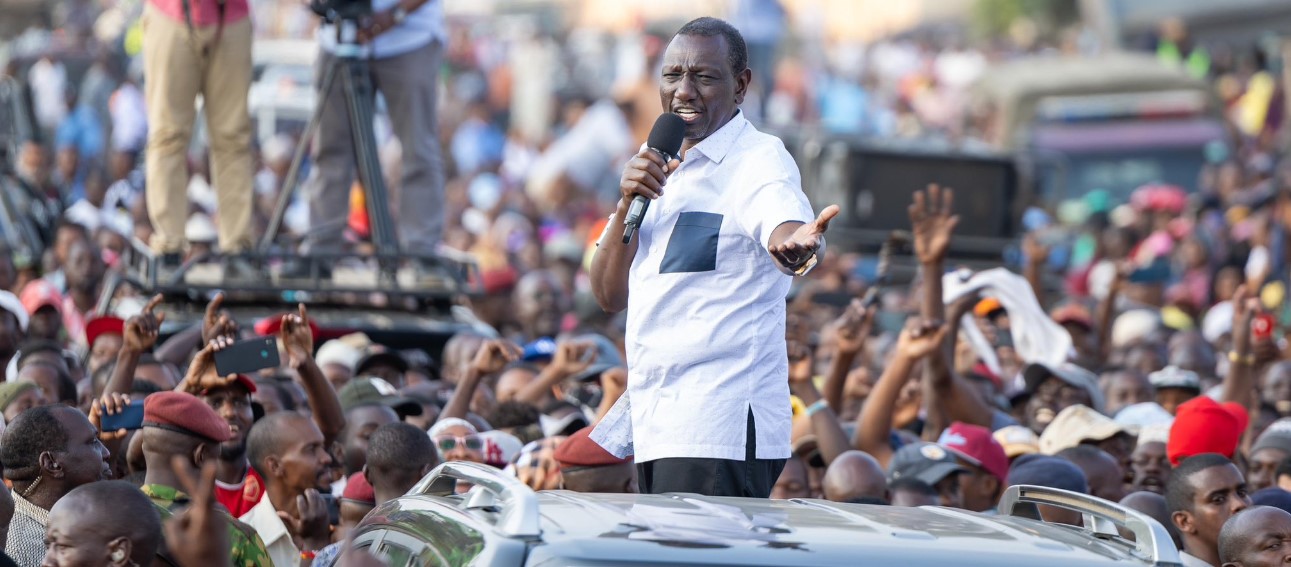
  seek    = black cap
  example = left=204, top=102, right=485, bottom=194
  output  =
left=888, top=442, right=966, bottom=486
left=338, top=377, right=423, bottom=418
left=355, top=351, right=409, bottom=376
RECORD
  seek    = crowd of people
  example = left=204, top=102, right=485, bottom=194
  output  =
left=1, top=1, right=1291, bottom=567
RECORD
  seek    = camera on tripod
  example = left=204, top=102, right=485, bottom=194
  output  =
left=308, top=0, right=372, bottom=22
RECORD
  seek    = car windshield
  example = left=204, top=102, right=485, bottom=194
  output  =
left=1035, top=146, right=1209, bottom=205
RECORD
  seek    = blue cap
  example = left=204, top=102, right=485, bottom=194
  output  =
left=1006, top=455, right=1088, bottom=494
left=522, top=338, right=557, bottom=362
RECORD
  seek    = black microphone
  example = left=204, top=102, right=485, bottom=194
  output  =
left=623, top=113, right=686, bottom=244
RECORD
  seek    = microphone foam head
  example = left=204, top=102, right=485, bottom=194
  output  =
left=648, top=113, right=687, bottom=159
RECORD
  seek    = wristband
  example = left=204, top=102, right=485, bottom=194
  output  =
left=805, top=399, right=829, bottom=417
left=792, top=254, right=819, bottom=276
left=1228, top=351, right=1256, bottom=365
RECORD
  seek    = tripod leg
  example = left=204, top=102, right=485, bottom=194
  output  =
left=257, top=59, right=341, bottom=254
left=339, top=59, right=400, bottom=261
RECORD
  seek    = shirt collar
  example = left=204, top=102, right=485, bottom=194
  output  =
left=140, top=484, right=189, bottom=504
left=243, top=495, right=291, bottom=546
left=685, top=109, right=747, bottom=165
left=12, top=493, right=49, bottom=526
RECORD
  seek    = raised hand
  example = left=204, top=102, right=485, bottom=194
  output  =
left=550, top=339, right=597, bottom=377
left=201, top=293, right=238, bottom=344
left=600, top=367, right=627, bottom=395
left=908, top=184, right=959, bottom=265
left=469, top=339, right=523, bottom=376
left=896, top=317, right=948, bottom=361
left=163, top=456, right=231, bottom=567
left=277, top=488, right=332, bottom=552
left=123, top=294, right=166, bottom=353
left=1022, top=233, right=1051, bottom=266
left=770, top=205, right=840, bottom=271
left=834, top=299, right=877, bottom=356
left=279, top=303, right=313, bottom=368
left=88, top=392, right=133, bottom=442
left=1231, top=284, right=1262, bottom=359
left=179, top=337, right=242, bottom=394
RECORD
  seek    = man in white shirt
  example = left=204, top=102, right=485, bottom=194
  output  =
left=241, top=411, right=334, bottom=566
left=1167, top=454, right=1251, bottom=567
left=589, top=17, right=838, bottom=498
left=301, top=0, right=447, bottom=258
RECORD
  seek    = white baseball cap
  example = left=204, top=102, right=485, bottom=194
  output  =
left=0, top=291, right=28, bottom=332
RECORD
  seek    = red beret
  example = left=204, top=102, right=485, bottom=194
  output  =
left=341, top=471, right=375, bottom=504
left=85, top=316, right=125, bottom=348
left=554, top=426, right=631, bottom=470
left=143, top=391, right=233, bottom=443
left=1167, top=396, right=1249, bottom=466
left=253, top=314, right=319, bottom=340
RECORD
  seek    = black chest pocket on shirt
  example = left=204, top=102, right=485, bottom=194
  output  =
left=660, top=211, right=723, bottom=274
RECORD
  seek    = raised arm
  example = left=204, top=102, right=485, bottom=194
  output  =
left=909, top=185, right=958, bottom=440
left=788, top=340, right=851, bottom=467
left=591, top=149, right=678, bottom=312
left=279, top=304, right=345, bottom=446
left=104, top=294, right=165, bottom=397
left=593, top=367, right=627, bottom=425
left=511, top=339, right=596, bottom=405
left=822, top=301, right=875, bottom=413
left=1222, top=285, right=1259, bottom=407
left=927, top=294, right=996, bottom=429
left=854, top=318, right=947, bottom=469
left=438, top=340, right=520, bottom=423
left=1022, top=234, right=1051, bottom=307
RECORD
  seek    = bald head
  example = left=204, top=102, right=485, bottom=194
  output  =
left=48, top=480, right=161, bottom=566
left=1220, top=506, right=1291, bottom=567
left=823, top=451, right=887, bottom=503
left=1058, top=445, right=1126, bottom=503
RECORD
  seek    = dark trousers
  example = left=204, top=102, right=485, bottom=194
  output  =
left=636, top=409, right=786, bottom=498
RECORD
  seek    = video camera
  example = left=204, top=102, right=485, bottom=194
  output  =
left=308, top=0, right=372, bottom=22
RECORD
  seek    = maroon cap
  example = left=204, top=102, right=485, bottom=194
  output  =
left=341, top=471, right=376, bottom=504
left=554, top=426, right=631, bottom=470
left=937, top=422, right=1010, bottom=482
left=254, top=315, right=319, bottom=340
left=85, top=316, right=125, bottom=348
left=143, top=391, right=233, bottom=443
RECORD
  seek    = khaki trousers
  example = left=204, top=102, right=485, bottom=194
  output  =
left=142, top=4, right=253, bottom=253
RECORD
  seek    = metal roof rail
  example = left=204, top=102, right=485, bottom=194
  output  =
left=411, top=461, right=541, bottom=540
left=999, top=485, right=1181, bottom=566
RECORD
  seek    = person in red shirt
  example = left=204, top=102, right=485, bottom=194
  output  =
left=180, top=301, right=345, bottom=517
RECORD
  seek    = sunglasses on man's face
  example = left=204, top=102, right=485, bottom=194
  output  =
left=434, top=434, right=483, bottom=453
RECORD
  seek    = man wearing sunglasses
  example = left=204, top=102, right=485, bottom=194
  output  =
left=428, top=417, right=485, bottom=464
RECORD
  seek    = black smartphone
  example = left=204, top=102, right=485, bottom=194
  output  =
left=320, top=493, right=340, bottom=526
left=214, top=337, right=281, bottom=377
left=101, top=400, right=146, bottom=431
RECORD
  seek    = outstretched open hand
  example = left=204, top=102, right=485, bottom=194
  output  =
left=770, top=205, right=840, bottom=271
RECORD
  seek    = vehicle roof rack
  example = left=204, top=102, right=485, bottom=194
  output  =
left=999, top=485, right=1181, bottom=566
left=411, top=461, right=541, bottom=539
left=102, top=238, right=482, bottom=311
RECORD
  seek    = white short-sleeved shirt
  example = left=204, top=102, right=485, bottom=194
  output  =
left=592, top=111, right=814, bottom=463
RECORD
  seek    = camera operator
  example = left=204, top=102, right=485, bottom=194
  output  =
left=141, top=0, right=255, bottom=271
left=301, top=0, right=447, bottom=262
